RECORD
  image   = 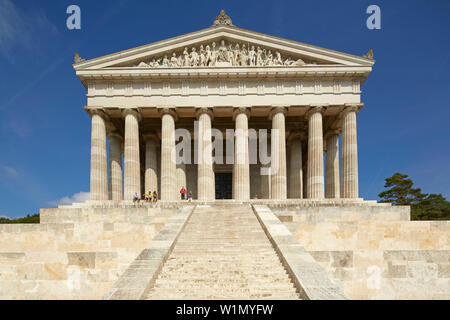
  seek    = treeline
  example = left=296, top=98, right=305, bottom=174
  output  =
left=0, top=214, right=40, bottom=224
left=379, top=173, right=450, bottom=220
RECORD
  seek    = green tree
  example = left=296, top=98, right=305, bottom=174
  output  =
left=378, top=173, right=450, bottom=220
left=378, top=173, right=426, bottom=205
left=412, top=193, right=450, bottom=220
left=0, top=214, right=40, bottom=224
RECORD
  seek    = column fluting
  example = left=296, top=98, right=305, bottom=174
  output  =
left=306, top=106, right=325, bottom=199
left=123, top=108, right=141, bottom=200
left=260, top=137, right=271, bottom=199
left=341, top=105, right=359, bottom=198
left=270, top=107, right=287, bottom=200
left=233, top=107, right=250, bottom=200
left=143, top=134, right=159, bottom=195
left=288, top=134, right=303, bottom=199
left=196, top=108, right=215, bottom=201
left=160, top=108, right=177, bottom=201
left=89, top=110, right=108, bottom=200
left=325, top=130, right=340, bottom=199
left=108, top=132, right=123, bottom=200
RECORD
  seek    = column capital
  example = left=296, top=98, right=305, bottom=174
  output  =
left=195, top=107, right=214, bottom=121
left=232, top=106, right=251, bottom=120
left=305, top=105, right=327, bottom=120
left=85, top=107, right=110, bottom=121
left=158, top=106, right=178, bottom=121
left=342, top=103, right=364, bottom=115
left=122, top=108, right=142, bottom=122
left=324, top=129, right=341, bottom=141
left=142, top=132, right=160, bottom=144
left=287, top=131, right=305, bottom=144
left=107, top=131, right=123, bottom=141
left=268, top=105, right=288, bottom=120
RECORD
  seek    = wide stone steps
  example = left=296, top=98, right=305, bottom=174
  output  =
left=144, top=205, right=300, bottom=300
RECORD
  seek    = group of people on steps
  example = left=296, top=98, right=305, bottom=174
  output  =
left=133, top=187, right=193, bottom=203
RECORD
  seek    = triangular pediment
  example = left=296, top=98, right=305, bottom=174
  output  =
left=74, top=24, right=374, bottom=71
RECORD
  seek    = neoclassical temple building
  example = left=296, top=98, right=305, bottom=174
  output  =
left=2, top=10, right=448, bottom=302
left=74, top=10, right=374, bottom=202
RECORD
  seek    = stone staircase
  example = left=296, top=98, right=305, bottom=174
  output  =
left=144, top=204, right=300, bottom=300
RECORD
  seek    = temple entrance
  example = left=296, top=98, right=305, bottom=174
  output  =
left=215, top=173, right=232, bottom=199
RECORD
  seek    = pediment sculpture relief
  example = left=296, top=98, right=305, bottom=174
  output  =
left=133, top=40, right=312, bottom=68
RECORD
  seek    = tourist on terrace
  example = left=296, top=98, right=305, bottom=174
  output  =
left=133, top=192, right=140, bottom=204
left=152, top=191, right=158, bottom=203
left=180, top=186, right=187, bottom=200
left=187, top=191, right=193, bottom=202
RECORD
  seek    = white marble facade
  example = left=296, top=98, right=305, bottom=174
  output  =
left=76, top=11, right=374, bottom=201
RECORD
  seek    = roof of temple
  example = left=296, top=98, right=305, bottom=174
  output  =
left=73, top=10, right=375, bottom=71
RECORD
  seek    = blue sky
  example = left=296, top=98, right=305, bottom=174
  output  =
left=0, top=0, right=449, bottom=218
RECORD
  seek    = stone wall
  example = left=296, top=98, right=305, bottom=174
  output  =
left=273, top=204, right=450, bottom=299
left=0, top=205, right=171, bottom=300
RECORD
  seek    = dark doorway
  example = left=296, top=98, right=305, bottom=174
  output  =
left=215, top=173, right=232, bottom=199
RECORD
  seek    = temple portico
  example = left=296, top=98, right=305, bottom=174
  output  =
left=76, top=10, right=373, bottom=202
left=85, top=102, right=362, bottom=201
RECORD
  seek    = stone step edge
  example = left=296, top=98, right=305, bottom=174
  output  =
left=251, top=204, right=348, bottom=300
left=102, top=205, right=196, bottom=300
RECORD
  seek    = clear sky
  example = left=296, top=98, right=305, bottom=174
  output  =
left=0, top=0, right=449, bottom=218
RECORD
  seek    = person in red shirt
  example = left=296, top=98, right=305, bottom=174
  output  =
left=180, top=186, right=187, bottom=200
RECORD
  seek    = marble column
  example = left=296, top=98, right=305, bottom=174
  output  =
left=270, top=107, right=287, bottom=200
left=160, top=108, right=177, bottom=201
left=143, top=134, right=159, bottom=195
left=122, top=109, right=141, bottom=200
left=325, top=130, right=340, bottom=199
left=341, top=104, right=360, bottom=198
left=260, top=136, right=271, bottom=199
left=89, top=109, right=108, bottom=200
left=288, top=134, right=303, bottom=199
left=108, top=132, right=123, bottom=200
left=233, top=107, right=250, bottom=200
left=196, top=108, right=215, bottom=201
left=306, top=106, right=325, bottom=199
